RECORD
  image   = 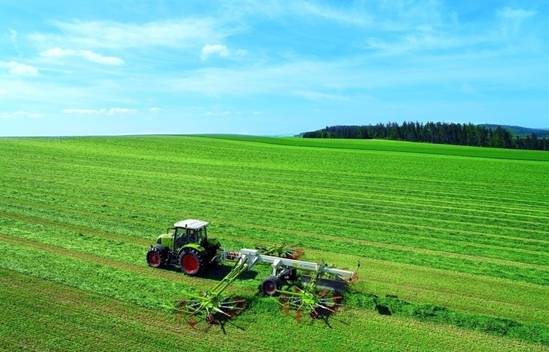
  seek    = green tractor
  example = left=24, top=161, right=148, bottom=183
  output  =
left=146, top=219, right=221, bottom=276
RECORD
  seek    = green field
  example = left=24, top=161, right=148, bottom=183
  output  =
left=0, top=135, right=548, bottom=351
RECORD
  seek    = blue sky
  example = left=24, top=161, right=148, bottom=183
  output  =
left=1, top=0, right=548, bottom=136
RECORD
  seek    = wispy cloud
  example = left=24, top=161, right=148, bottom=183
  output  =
left=292, top=1, right=371, bottom=26
left=41, top=48, right=124, bottom=65
left=498, top=7, right=537, bottom=20
left=0, top=110, right=42, bottom=119
left=62, top=107, right=137, bottom=115
left=2, top=61, right=39, bottom=76
left=31, top=19, right=230, bottom=49
left=294, top=90, right=350, bottom=102
left=497, top=7, right=537, bottom=35
left=9, top=29, right=20, bottom=55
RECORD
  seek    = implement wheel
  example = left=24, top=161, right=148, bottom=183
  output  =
left=179, top=249, right=206, bottom=276
left=261, top=276, right=281, bottom=296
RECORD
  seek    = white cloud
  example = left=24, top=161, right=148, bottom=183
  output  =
left=32, top=19, right=229, bottom=49
left=201, top=44, right=230, bottom=60
left=148, top=107, right=161, bottom=113
left=62, top=108, right=137, bottom=115
left=41, top=48, right=124, bottom=65
left=3, top=61, right=39, bottom=76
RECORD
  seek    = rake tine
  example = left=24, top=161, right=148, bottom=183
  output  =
left=223, top=317, right=245, bottom=331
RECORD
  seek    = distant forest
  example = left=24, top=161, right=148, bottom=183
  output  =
left=302, top=122, right=549, bottom=151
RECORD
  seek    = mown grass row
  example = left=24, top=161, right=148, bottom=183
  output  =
left=3, top=140, right=548, bottom=224
left=3, top=268, right=544, bottom=352
left=3, top=137, right=549, bottom=205
left=4, top=167, right=548, bottom=241
left=1, top=235, right=547, bottom=347
left=4, top=181, right=548, bottom=267
left=205, top=135, right=549, bottom=162
left=3, top=207, right=547, bottom=325
left=2, top=156, right=546, bottom=253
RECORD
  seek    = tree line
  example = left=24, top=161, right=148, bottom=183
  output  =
left=302, top=122, right=549, bottom=151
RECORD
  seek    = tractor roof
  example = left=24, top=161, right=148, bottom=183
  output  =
left=173, top=219, right=208, bottom=230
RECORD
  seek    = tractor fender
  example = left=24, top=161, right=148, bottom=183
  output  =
left=149, top=243, right=168, bottom=255
left=179, top=243, right=205, bottom=255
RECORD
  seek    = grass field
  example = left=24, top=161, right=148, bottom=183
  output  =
left=0, top=135, right=548, bottom=351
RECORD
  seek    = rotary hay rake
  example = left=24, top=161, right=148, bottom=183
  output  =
left=173, top=247, right=358, bottom=332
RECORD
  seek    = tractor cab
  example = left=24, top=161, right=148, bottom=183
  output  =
left=147, top=219, right=221, bottom=276
left=171, top=219, right=209, bottom=249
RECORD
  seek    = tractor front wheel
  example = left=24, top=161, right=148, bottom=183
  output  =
left=179, top=249, right=207, bottom=276
left=146, top=247, right=165, bottom=268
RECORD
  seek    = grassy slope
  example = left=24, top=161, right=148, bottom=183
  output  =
left=0, top=135, right=548, bottom=351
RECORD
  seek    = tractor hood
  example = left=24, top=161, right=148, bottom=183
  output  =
left=157, top=233, right=173, bottom=248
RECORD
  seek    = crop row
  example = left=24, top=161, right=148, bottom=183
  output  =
left=3, top=191, right=548, bottom=287
left=1, top=234, right=547, bottom=347
left=3, top=164, right=548, bottom=251
left=3, top=184, right=548, bottom=287
left=3, top=138, right=549, bottom=208
left=3, top=166, right=548, bottom=237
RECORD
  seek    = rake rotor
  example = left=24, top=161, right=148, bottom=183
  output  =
left=175, top=290, right=246, bottom=332
left=277, top=265, right=344, bottom=324
left=256, top=245, right=304, bottom=259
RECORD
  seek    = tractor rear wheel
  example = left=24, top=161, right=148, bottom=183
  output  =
left=179, top=248, right=207, bottom=276
left=146, top=247, right=165, bottom=268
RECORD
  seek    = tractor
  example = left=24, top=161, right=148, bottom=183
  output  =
left=146, top=219, right=222, bottom=275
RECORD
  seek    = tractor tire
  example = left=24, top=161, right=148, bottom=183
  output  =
left=179, top=248, right=207, bottom=276
left=146, top=246, right=166, bottom=268
left=260, top=276, right=281, bottom=296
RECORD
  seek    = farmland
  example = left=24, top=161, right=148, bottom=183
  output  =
left=0, top=135, right=548, bottom=351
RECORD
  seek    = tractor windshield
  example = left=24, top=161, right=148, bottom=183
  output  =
left=171, top=226, right=207, bottom=247
left=195, top=227, right=206, bottom=244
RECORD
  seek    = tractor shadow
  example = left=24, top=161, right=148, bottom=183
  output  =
left=156, top=264, right=258, bottom=281
left=202, top=264, right=259, bottom=281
